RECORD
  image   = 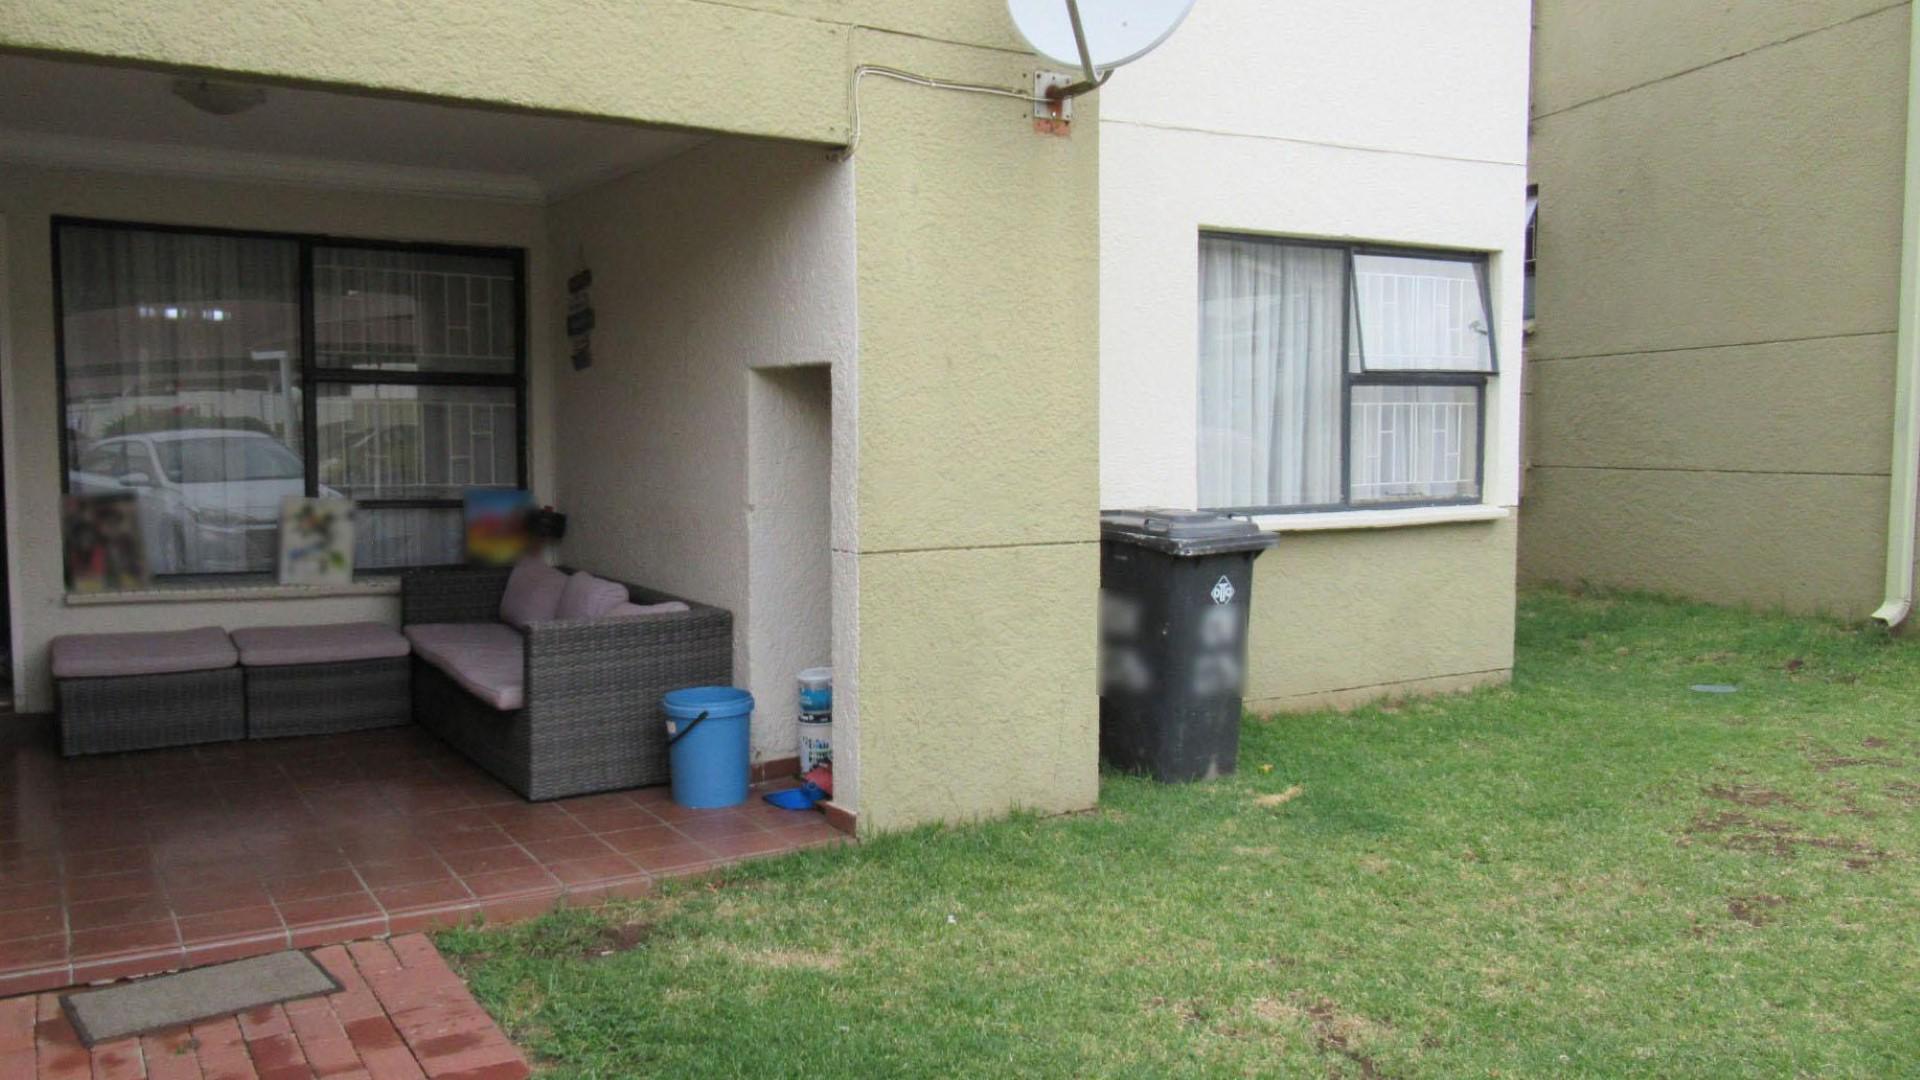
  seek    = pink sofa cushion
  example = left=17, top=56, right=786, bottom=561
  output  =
left=609, top=601, right=690, bottom=617
left=50, top=626, right=237, bottom=679
left=404, top=622, right=525, bottom=711
left=556, top=572, right=630, bottom=620
left=498, top=558, right=567, bottom=630
left=231, top=621, right=411, bottom=667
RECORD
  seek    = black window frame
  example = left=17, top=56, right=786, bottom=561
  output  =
left=1197, top=232, right=1495, bottom=517
left=51, top=215, right=530, bottom=577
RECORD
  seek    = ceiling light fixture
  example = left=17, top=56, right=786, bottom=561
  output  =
left=171, top=77, right=267, bottom=116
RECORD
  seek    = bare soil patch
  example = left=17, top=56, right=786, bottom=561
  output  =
left=1702, top=784, right=1803, bottom=809
left=1685, top=811, right=1887, bottom=868
left=1726, top=894, right=1787, bottom=927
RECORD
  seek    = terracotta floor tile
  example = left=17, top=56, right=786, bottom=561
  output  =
left=0, top=905, right=65, bottom=942
left=700, top=831, right=795, bottom=860
left=178, top=905, right=285, bottom=943
left=459, top=866, right=560, bottom=900
left=277, top=891, right=384, bottom=928
left=671, top=814, right=770, bottom=843
left=625, top=841, right=715, bottom=873
left=355, top=857, right=455, bottom=890
left=61, top=847, right=153, bottom=879
left=267, top=868, right=367, bottom=905
left=0, top=933, right=68, bottom=971
left=68, top=870, right=162, bottom=903
left=425, top=827, right=515, bottom=854
left=564, top=804, right=663, bottom=834
left=70, top=918, right=179, bottom=960
left=373, top=878, right=473, bottom=913
left=436, top=847, right=536, bottom=878
left=68, top=893, right=173, bottom=932
left=546, top=854, right=642, bottom=887
left=167, top=881, right=275, bottom=916
left=518, top=835, right=614, bottom=864
left=596, top=825, right=683, bottom=855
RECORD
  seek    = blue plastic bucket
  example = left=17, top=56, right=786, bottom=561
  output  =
left=662, top=686, right=754, bottom=809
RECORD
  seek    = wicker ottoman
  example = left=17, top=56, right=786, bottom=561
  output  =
left=233, top=622, right=413, bottom=739
left=51, top=626, right=245, bottom=756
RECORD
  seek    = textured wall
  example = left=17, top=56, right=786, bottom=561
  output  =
left=746, top=365, right=834, bottom=765
left=1245, top=519, right=1519, bottom=712
left=846, top=27, right=1100, bottom=832
left=0, top=0, right=846, bottom=143
left=1524, top=2, right=1909, bottom=617
left=545, top=138, right=853, bottom=764
left=0, top=163, right=553, bottom=712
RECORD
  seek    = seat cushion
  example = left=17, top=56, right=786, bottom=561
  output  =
left=609, top=600, right=691, bottom=617
left=556, top=571, right=630, bottom=620
left=232, top=621, right=411, bottom=667
left=404, top=622, right=525, bottom=711
left=51, top=626, right=238, bottom=679
left=499, top=558, right=567, bottom=630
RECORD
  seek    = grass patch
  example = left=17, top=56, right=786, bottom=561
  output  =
left=441, top=589, right=1920, bottom=1077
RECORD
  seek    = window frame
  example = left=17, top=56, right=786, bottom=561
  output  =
left=1197, top=232, right=1494, bottom=517
left=51, top=215, right=530, bottom=577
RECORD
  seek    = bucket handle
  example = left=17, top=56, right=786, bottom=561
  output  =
left=666, top=710, right=711, bottom=748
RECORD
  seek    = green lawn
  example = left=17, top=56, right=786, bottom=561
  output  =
left=441, top=591, right=1920, bottom=1078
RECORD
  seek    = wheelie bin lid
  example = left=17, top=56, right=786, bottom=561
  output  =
left=1100, top=509, right=1279, bottom=557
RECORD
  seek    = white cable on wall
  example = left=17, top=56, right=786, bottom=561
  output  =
left=836, top=65, right=1052, bottom=160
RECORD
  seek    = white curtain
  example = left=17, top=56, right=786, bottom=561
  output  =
left=59, top=227, right=300, bottom=444
left=1197, top=237, right=1343, bottom=508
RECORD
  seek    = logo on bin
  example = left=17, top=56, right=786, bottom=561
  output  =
left=1210, top=576, right=1235, bottom=605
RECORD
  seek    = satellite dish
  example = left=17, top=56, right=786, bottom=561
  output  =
left=1007, top=0, right=1197, bottom=72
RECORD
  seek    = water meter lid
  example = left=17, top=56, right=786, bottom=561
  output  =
left=1099, top=508, right=1279, bottom=557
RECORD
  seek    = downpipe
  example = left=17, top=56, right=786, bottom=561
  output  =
left=1873, top=3, right=1920, bottom=629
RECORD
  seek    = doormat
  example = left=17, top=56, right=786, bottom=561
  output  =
left=61, top=951, right=341, bottom=1047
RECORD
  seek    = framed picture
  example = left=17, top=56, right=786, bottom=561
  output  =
left=278, top=497, right=356, bottom=586
left=63, top=492, right=150, bottom=592
left=464, top=489, right=534, bottom=566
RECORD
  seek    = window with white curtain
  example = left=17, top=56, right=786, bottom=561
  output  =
left=1198, top=234, right=1494, bottom=511
left=56, top=220, right=525, bottom=577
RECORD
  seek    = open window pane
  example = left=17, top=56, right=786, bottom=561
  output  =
left=314, top=247, right=517, bottom=374
left=1349, top=384, right=1480, bottom=504
left=1352, top=254, right=1494, bottom=372
left=59, top=225, right=303, bottom=574
left=1197, top=236, right=1344, bottom=508
left=316, top=384, right=518, bottom=502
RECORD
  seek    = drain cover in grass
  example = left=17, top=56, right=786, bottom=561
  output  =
left=62, top=951, right=340, bottom=1046
left=1689, top=684, right=1739, bottom=694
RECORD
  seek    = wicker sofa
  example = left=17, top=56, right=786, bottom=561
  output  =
left=401, top=565, right=732, bottom=800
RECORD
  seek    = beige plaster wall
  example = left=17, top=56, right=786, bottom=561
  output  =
left=1523, top=1, right=1910, bottom=618
left=544, top=138, right=854, bottom=766
left=845, top=27, right=1100, bottom=832
left=0, top=163, right=553, bottom=713
left=1246, top=519, right=1518, bottom=712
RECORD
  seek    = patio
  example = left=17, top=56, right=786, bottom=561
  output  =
left=0, top=720, right=843, bottom=996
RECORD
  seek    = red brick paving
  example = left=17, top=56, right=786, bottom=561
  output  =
left=0, top=726, right=845, bottom=994
left=9, top=934, right=529, bottom=1080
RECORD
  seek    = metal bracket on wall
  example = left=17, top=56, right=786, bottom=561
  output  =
left=1034, top=71, right=1075, bottom=121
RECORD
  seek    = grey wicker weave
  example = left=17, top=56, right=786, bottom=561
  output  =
left=245, top=657, right=411, bottom=739
left=58, top=667, right=246, bottom=756
left=402, top=566, right=733, bottom=801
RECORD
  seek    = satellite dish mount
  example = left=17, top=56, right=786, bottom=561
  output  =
left=1008, top=0, right=1198, bottom=118
left=1055, top=0, right=1110, bottom=99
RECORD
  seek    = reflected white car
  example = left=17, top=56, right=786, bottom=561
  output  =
left=69, top=429, right=337, bottom=574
